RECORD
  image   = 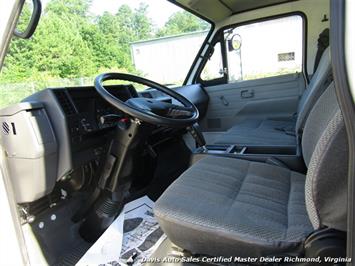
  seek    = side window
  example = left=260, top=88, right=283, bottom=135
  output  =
left=200, top=42, right=224, bottom=81
left=225, top=15, right=303, bottom=82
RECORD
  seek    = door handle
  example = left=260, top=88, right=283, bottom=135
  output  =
left=241, top=89, right=254, bottom=98
left=219, top=95, right=229, bottom=106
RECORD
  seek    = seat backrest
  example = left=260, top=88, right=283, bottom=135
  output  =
left=302, top=82, right=348, bottom=232
left=296, top=47, right=332, bottom=134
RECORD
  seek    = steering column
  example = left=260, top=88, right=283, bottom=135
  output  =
left=79, top=72, right=201, bottom=241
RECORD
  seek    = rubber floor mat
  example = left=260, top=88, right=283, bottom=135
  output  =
left=77, top=196, right=166, bottom=266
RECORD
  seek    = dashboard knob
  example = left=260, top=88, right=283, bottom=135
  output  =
left=99, top=114, right=121, bottom=125
left=118, top=117, right=131, bottom=130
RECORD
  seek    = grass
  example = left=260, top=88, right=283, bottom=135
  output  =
left=0, top=86, right=36, bottom=108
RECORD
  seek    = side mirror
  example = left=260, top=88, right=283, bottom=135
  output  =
left=14, top=0, right=42, bottom=39
left=227, top=34, right=242, bottom=52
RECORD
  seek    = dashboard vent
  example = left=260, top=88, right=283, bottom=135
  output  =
left=2, top=122, right=10, bottom=135
left=54, top=90, right=76, bottom=115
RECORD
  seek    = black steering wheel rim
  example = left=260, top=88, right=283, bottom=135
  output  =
left=94, top=72, right=199, bottom=128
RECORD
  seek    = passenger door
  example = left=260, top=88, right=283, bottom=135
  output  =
left=197, top=15, right=306, bottom=132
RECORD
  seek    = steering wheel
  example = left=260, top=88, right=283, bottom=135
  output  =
left=94, top=73, right=199, bottom=128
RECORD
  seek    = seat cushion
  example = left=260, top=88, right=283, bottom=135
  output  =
left=235, top=118, right=295, bottom=131
left=154, top=156, right=313, bottom=257
left=213, top=118, right=296, bottom=146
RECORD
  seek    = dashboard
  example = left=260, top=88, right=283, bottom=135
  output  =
left=22, top=84, right=138, bottom=180
left=23, top=83, right=207, bottom=179
left=1, top=82, right=208, bottom=203
left=59, top=85, right=137, bottom=147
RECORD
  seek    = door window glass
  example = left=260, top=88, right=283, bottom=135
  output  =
left=225, top=15, right=303, bottom=82
left=200, top=42, right=224, bottom=81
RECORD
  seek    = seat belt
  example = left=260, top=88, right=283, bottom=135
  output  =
left=313, top=28, right=329, bottom=73
left=274, top=126, right=296, bottom=136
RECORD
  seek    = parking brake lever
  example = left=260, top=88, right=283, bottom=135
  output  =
left=187, top=123, right=207, bottom=149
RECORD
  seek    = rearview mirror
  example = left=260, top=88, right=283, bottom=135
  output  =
left=14, top=0, right=42, bottom=39
left=227, top=34, right=242, bottom=51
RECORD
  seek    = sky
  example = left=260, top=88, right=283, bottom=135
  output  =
left=41, top=0, right=182, bottom=28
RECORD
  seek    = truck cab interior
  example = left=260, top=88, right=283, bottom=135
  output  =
left=0, top=0, right=352, bottom=265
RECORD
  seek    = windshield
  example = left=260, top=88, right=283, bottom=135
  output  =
left=0, top=0, right=211, bottom=108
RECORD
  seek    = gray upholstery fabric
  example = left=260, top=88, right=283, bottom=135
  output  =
left=303, top=83, right=348, bottom=231
left=214, top=118, right=297, bottom=146
left=295, top=47, right=332, bottom=133
left=231, top=118, right=295, bottom=131
left=216, top=127, right=296, bottom=146
left=213, top=47, right=331, bottom=146
left=302, top=82, right=339, bottom=166
left=154, top=156, right=313, bottom=257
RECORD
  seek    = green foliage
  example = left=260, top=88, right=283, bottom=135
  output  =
left=157, top=11, right=209, bottom=37
left=45, top=0, right=92, bottom=17
left=0, top=1, right=209, bottom=87
left=33, top=14, right=95, bottom=78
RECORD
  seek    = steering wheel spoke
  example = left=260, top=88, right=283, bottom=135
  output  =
left=165, top=104, right=194, bottom=118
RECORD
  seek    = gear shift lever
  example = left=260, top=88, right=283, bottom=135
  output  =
left=187, top=123, right=207, bottom=149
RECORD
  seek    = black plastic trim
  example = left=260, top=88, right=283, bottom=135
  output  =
left=330, top=0, right=355, bottom=263
left=195, top=35, right=228, bottom=86
left=14, top=0, right=42, bottom=39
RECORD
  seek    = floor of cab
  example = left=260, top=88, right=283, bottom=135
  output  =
left=23, top=193, right=91, bottom=265
left=25, top=193, right=164, bottom=266
left=146, top=238, right=247, bottom=266
left=23, top=138, right=191, bottom=265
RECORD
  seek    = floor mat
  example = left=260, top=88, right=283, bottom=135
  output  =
left=76, top=196, right=166, bottom=266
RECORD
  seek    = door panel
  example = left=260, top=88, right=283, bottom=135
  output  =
left=200, top=73, right=305, bottom=131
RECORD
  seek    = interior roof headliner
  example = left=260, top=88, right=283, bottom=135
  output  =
left=170, top=0, right=298, bottom=23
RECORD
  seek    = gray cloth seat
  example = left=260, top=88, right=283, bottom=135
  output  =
left=154, top=156, right=312, bottom=257
left=217, top=119, right=297, bottom=146
left=233, top=118, right=296, bottom=131
left=154, top=82, right=348, bottom=257
left=213, top=47, right=332, bottom=146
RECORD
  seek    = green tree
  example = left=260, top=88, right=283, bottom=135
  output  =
left=0, top=0, right=159, bottom=107
left=0, top=3, right=35, bottom=81
left=45, top=0, right=92, bottom=17
left=0, top=0, right=208, bottom=86
left=32, top=14, right=95, bottom=78
left=80, top=18, right=119, bottom=69
left=96, top=4, right=153, bottom=70
left=157, top=11, right=209, bottom=37
left=132, top=3, right=153, bottom=40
